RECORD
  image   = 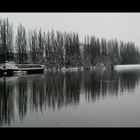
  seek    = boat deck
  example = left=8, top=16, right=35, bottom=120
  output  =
left=0, top=62, right=45, bottom=76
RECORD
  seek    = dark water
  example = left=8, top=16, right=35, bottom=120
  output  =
left=0, top=70, right=140, bottom=127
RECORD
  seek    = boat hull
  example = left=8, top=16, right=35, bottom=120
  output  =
left=0, top=68, right=44, bottom=76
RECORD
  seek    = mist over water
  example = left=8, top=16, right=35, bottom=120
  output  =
left=0, top=70, right=140, bottom=127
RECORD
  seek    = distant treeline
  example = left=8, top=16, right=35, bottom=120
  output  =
left=0, top=18, right=140, bottom=68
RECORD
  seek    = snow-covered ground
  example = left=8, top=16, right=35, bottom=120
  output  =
left=114, top=64, right=140, bottom=71
left=45, top=67, right=84, bottom=72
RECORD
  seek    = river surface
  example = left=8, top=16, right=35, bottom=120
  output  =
left=0, top=69, right=140, bottom=127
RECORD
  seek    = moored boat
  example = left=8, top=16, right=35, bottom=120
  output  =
left=0, top=61, right=45, bottom=76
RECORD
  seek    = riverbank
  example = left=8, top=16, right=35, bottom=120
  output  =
left=0, top=61, right=114, bottom=76
left=44, top=63, right=112, bottom=72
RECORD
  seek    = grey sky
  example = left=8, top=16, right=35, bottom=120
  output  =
left=0, top=13, right=140, bottom=46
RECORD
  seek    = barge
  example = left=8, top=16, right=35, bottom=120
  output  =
left=0, top=61, right=45, bottom=76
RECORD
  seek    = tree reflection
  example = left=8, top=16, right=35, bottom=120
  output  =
left=0, top=70, right=140, bottom=126
left=118, top=71, right=139, bottom=93
left=43, top=71, right=81, bottom=110
left=0, top=78, right=15, bottom=126
left=83, top=70, right=140, bottom=101
left=16, top=78, right=28, bottom=120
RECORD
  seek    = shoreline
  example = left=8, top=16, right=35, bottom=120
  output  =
left=44, top=65, right=109, bottom=72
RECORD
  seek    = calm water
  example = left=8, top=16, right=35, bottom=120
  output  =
left=1, top=70, right=140, bottom=127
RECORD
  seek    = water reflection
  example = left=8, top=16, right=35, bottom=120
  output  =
left=0, top=70, right=140, bottom=126
left=0, top=78, right=15, bottom=126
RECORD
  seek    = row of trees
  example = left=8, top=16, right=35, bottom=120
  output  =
left=83, top=36, right=140, bottom=68
left=0, top=19, right=13, bottom=63
left=28, top=30, right=81, bottom=69
left=0, top=18, right=140, bottom=68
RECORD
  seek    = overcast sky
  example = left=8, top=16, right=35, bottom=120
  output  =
left=0, top=13, right=140, bottom=46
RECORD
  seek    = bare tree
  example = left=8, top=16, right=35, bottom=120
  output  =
left=29, top=30, right=38, bottom=63
left=16, top=23, right=27, bottom=64
left=0, top=18, right=13, bottom=63
left=38, top=29, right=45, bottom=62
